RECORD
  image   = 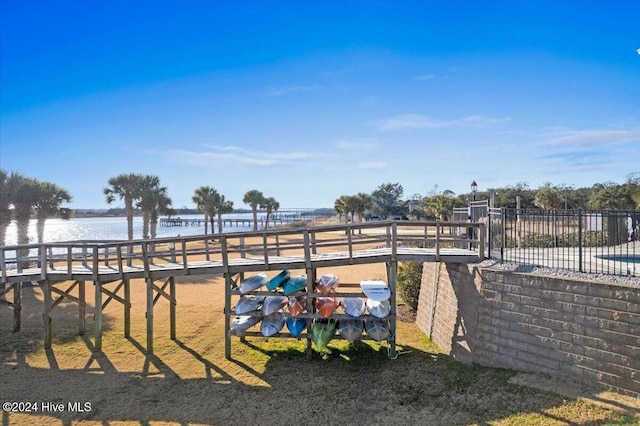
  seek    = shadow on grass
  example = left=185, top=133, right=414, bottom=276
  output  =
left=1, top=287, right=637, bottom=425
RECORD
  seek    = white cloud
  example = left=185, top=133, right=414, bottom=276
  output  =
left=163, top=144, right=324, bottom=167
left=544, top=128, right=640, bottom=147
left=375, top=114, right=511, bottom=131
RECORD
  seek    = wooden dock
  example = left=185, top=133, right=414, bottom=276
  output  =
left=0, top=220, right=485, bottom=358
left=159, top=211, right=330, bottom=228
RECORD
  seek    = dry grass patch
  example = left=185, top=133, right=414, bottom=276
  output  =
left=1, top=266, right=638, bottom=425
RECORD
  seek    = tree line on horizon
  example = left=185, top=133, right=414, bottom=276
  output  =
left=334, top=174, right=640, bottom=223
left=1, top=168, right=639, bottom=246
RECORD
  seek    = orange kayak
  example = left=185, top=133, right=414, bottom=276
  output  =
left=314, top=296, right=339, bottom=318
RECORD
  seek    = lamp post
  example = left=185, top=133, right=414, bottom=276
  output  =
left=471, top=180, right=478, bottom=202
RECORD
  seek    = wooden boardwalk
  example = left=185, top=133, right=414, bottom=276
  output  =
left=0, top=220, right=484, bottom=358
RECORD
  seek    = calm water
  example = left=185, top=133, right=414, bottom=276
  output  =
left=2, top=213, right=267, bottom=245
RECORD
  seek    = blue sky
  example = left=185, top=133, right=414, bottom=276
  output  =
left=1, top=1, right=639, bottom=210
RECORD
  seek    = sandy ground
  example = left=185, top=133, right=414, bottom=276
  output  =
left=1, top=236, right=638, bottom=425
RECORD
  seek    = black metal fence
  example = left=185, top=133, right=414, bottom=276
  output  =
left=489, top=208, right=640, bottom=277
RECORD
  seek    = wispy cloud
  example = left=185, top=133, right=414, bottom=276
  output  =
left=375, top=114, right=511, bottom=131
left=264, top=86, right=311, bottom=96
left=542, top=128, right=640, bottom=147
left=163, top=144, right=323, bottom=167
left=334, top=138, right=378, bottom=150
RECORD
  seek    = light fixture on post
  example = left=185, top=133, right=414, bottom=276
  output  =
left=471, top=180, right=478, bottom=201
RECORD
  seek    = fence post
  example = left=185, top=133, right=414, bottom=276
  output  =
left=501, top=208, right=506, bottom=263
left=578, top=208, right=583, bottom=273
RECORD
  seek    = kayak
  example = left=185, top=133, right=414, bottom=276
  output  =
left=286, top=317, right=306, bottom=337
left=341, top=297, right=365, bottom=317
left=261, top=311, right=286, bottom=337
left=314, top=296, right=339, bottom=319
left=366, top=298, right=391, bottom=319
left=239, top=273, right=268, bottom=294
left=267, top=270, right=290, bottom=291
left=315, top=274, right=339, bottom=295
left=287, top=295, right=306, bottom=317
left=360, top=280, right=391, bottom=301
left=312, top=319, right=336, bottom=352
left=234, top=295, right=266, bottom=315
left=338, top=319, right=364, bottom=342
left=283, top=275, right=307, bottom=295
left=229, top=315, right=261, bottom=336
left=261, top=296, right=287, bottom=316
left=365, top=319, right=389, bottom=342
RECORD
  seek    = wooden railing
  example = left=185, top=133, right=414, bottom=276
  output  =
left=0, top=220, right=485, bottom=283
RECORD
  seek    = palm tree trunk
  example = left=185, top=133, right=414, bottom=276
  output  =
left=125, top=197, right=134, bottom=240
left=217, top=211, right=223, bottom=234
left=142, top=210, right=151, bottom=239
left=265, top=211, right=271, bottom=230
left=150, top=211, right=159, bottom=239
left=15, top=208, right=31, bottom=269
left=36, top=214, right=46, bottom=243
left=0, top=210, right=12, bottom=245
left=252, top=206, right=258, bottom=231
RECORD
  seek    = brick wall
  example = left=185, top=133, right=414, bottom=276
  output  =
left=416, top=263, right=640, bottom=397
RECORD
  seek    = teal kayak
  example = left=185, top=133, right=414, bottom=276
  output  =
left=267, top=270, right=290, bottom=291
left=283, top=275, right=307, bottom=295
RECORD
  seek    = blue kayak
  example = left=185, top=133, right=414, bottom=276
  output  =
left=283, top=275, right=307, bottom=295
left=267, top=270, right=290, bottom=291
left=286, top=317, right=306, bottom=337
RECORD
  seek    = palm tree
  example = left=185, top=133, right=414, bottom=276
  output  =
left=261, top=197, right=280, bottom=230
left=243, top=190, right=265, bottom=231
left=137, top=175, right=165, bottom=239
left=33, top=181, right=72, bottom=243
left=104, top=173, right=145, bottom=240
left=214, top=194, right=234, bottom=234
left=0, top=169, right=11, bottom=245
left=8, top=173, right=40, bottom=267
left=192, top=186, right=219, bottom=234
left=150, top=193, right=174, bottom=239
left=334, top=196, right=347, bottom=223
left=354, top=192, right=373, bottom=222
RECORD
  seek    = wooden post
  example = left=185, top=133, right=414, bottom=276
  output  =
left=78, top=281, right=85, bottom=335
left=43, top=280, right=52, bottom=348
left=387, top=261, right=397, bottom=359
left=94, top=280, right=102, bottom=351
left=14, top=282, right=21, bottom=332
left=303, top=230, right=313, bottom=359
left=170, top=277, right=176, bottom=340
left=92, top=246, right=102, bottom=351
left=124, top=278, right=130, bottom=338
left=141, top=242, right=154, bottom=354
left=221, top=236, right=232, bottom=359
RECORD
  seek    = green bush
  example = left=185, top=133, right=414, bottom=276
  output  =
left=397, top=261, right=423, bottom=311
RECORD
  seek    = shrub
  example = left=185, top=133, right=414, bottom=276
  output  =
left=397, top=261, right=423, bottom=311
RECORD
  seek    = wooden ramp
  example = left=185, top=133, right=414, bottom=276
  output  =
left=0, top=220, right=484, bottom=358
